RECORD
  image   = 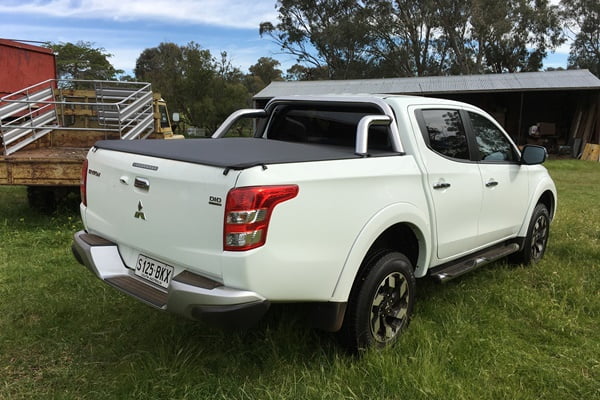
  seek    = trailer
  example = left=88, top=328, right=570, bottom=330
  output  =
left=0, top=39, right=176, bottom=210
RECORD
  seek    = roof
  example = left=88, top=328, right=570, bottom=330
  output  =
left=254, top=70, right=600, bottom=99
left=0, top=38, right=54, bottom=55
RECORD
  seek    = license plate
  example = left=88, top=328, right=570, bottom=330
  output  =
left=135, top=254, right=174, bottom=289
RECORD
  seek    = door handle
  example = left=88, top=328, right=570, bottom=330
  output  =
left=134, top=177, right=150, bottom=191
left=433, top=182, right=451, bottom=190
left=485, top=180, right=499, bottom=188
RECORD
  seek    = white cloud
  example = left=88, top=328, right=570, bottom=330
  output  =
left=109, top=48, right=145, bottom=73
left=0, top=0, right=278, bottom=29
left=553, top=42, right=572, bottom=56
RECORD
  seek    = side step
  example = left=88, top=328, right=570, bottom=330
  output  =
left=429, top=243, right=520, bottom=283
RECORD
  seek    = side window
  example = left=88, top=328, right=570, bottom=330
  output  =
left=468, top=112, right=517, bottom=162
left=421, top=109, right=470, bottom=160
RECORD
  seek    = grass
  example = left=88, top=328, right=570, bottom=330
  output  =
left=1, top=159, right=599, bottom=399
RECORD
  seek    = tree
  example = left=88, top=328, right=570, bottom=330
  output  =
left=207, top=51, right=251, bottom=132
left=249, top=57, right=283, bottom=85
left=427, top=0, right=564, bottom=75
left=285, top=64, right=329, bottom=80
left=260, top=0, right=374, bottom=79
left=367, top=0, right=445, bottom=77
left=465, top=0, right=564, bottom=74
left=561, top=0, right=600, bottom=77
left=47, top=41, right=123, bottom=81
left=262, top=0, right=564, bottom=79
left=434, top=0, right=474, bottom=74
left=135, top=42, right=250, bottom=133
left=136, top=42, right=215, bottom=128
left=245, top=57, right=284, bottom=93
left=136, top=42, right=187, bottom=112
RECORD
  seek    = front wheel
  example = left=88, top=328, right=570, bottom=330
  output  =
left=511, top=203, right=550, bottom=265
left=339, top=251, right=416, bottom=353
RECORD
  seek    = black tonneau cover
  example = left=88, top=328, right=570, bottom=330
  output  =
left=94, top=138, right=399, bottom=170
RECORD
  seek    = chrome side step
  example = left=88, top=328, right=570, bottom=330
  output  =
left=429, top=243, right=520, bottom=283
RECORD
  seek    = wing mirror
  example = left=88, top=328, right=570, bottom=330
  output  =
left=521, top=145, right=547, bottom=165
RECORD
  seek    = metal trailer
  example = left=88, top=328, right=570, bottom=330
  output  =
left=0, top=39, right=176, bottom=210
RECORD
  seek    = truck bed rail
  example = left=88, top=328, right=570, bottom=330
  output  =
left=0, top=79, right=155, bottom=155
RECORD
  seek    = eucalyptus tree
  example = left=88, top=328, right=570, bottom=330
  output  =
left=561, top=0, right=600, bottom=77
left=260, top=0, right=375, bottom=79
left=261, top=0, right=564, bottom=79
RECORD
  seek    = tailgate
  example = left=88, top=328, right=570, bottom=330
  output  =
left=82, top=147, right=239, bottom=280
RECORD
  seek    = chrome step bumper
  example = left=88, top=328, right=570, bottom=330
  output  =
left=71, top=230, right=269, bottom=327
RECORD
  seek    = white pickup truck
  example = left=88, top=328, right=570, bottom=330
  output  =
left=72, top=95, right=556, bottom=351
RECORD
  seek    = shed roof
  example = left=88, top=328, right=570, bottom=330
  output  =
left=254, top=69, right=600, bottom=99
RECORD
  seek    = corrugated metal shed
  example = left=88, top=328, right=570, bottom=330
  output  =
left=254, top=70, right=600, bottom=99
left=254, top=69, right=600, bottom=154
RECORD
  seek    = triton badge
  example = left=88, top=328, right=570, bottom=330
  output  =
left=134, top=201, right=146, bottom=220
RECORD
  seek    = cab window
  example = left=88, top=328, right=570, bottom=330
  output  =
left=468, top=112, right=517, bottom=162
left=420, top=109, right=470, bottom=160
left=159, top=105, right=170, bottom=128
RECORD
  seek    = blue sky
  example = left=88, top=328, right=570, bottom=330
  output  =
left=0, top=0, right=571, bottom=77
left=0, top=0, right=295, bottom=75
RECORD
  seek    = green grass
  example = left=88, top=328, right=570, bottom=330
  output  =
left=1, top=159, right=599, bottom=399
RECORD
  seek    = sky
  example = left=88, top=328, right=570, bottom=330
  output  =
left=0, top=0, right=295, bottom=75
left=0, top=0, right=572, bottom=77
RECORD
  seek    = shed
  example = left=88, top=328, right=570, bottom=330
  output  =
left=254, top=70, right=600, bottom=155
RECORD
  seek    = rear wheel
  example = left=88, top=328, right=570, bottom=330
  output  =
left=339, top=251, right=415, bottom=353
left=511, top=203, right=550, bottom=265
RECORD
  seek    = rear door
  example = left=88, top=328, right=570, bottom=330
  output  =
left=414, top=108, right=483, bottom=260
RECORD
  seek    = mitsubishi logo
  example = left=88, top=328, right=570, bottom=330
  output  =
left=134, top=201, right=146, bottom=220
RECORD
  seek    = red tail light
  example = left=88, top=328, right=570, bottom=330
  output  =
left=80, top=159, right=88, bottom=206
left=224, top=185, right=299, bottom=251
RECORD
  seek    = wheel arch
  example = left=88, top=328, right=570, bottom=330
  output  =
left=331, top=203, right=431, bottom=302
left=538, top=189, right=556, bottom=221
left=517, top=175, right=557, bottom=237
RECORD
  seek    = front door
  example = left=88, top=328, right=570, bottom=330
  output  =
left=466, top=111, right=530, bottom=245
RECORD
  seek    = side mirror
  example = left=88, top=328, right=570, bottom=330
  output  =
left=521, top=145, right=547, bottom=165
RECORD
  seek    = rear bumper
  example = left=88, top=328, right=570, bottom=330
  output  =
left=71, top=230, right=269, bottom=328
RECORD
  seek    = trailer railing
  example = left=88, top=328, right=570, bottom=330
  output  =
left=0, top=79, right=155, bottom=155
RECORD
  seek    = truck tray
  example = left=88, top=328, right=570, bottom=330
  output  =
left=0, top=146, right=88, bottom=185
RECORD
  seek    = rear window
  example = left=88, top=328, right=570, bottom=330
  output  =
left=265, top=105, right=392, bottom=151
left=419, top=109, right=470, bottom=160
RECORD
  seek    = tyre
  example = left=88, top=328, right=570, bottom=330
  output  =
left=339, top=251, right=416, bottom=353
left=510, top=203, right=550, bottom=265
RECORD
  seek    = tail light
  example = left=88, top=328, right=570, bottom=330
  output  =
left=80, top=159, right=88, bottom=206
left=224, top=185, right=299, bottom=251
